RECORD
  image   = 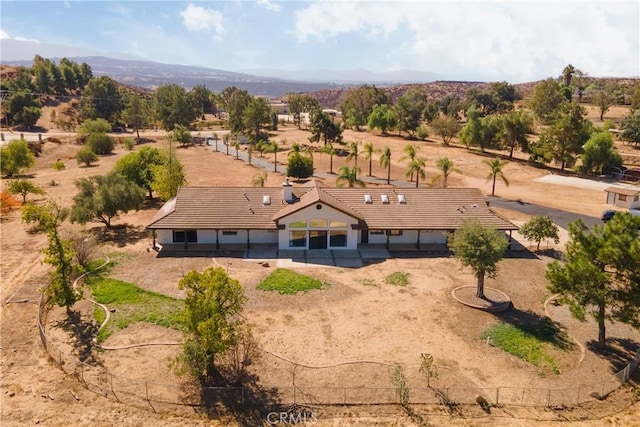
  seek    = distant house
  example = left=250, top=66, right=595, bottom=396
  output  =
left=604, top=186, right=640, bottom=210
left=147, top=180, right=517, bottom=251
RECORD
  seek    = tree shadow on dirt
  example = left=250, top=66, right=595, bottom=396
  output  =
left=53, top=309, right=101, bottom=364
left=93, top=223, right=151, bottom=247
left=495, top=307, right=574, bottom=351
left=586, top=338, right=640, bottom=373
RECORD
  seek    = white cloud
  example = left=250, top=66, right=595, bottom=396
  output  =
left=257, top=0, right=282, bottom=12
left=0, top=29, right=9, bottom=39
left=14, top=36, right=40, bottom=43
left=180, top=3, right=224, bottom=40
left=293, top=1, right=640, bottom=81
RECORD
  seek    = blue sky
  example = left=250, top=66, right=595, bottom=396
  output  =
left=1, top=0, right=639, bottom=82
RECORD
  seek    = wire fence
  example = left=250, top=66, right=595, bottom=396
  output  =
left=37, top=293, right=640, bottom=413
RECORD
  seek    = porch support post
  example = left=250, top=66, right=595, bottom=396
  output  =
left=417, top=230, right=421, bottom=250
left=247, top=230, right=250, bottom=250
left=386, top=231, right=390, bottom=250
left=183, top=230, right=187, bottom=250
left=216, top=230, right=219, bottom=251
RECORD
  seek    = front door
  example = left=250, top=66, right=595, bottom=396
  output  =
left=308, top=230, right=328, bottom=249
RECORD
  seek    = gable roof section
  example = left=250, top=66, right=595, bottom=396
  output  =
left=148, top=187, right=290, bottom=230
left=604, top=186, right=640, bottom=197
left=273, top=186, right=365, bottom=222
left=322, top=187, right=517, bottom=230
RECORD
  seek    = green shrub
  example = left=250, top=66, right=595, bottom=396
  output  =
left=416, top=125, right=430, bottom=140
left=76, top=146, right=99, bottom=167
left=87, top=132, right=114, bottom=154
left=385, top=271, right=409, bottom=286
left=123, top=137, right=135, bottom=150
left=257, top=268, right=326, bottom=294
left=53, top=160, right=66, bottom=170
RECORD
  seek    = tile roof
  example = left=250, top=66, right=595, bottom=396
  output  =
left=147, top=183, right=517, bottom=231
left=604, top=186, right=640, bottom=196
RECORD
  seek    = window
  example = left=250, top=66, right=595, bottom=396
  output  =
left=619, top=195, right=627, bottom=201
left=634, top=195, right=639, bottom=202
left=330, top=230, right=347, bottom=247
left=289, top=220, right=307, bottom=228
left=310, top=218, right=327, bottom=228
left=330, top=220, right=347, bottom=228
left=370, top=230, right=384, bottom=235
left=173, top=230, right=197, bottom=243
left=387, top=230, right=403, bottom=236
left=289, top=231, right=307, bottom=247
left=222, top=230, right=238, bottom=236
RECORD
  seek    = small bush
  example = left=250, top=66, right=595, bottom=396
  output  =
left=123, top=137, right=135, bottom=150
left=416, top=125, right=430, bottom=140
left=53, top=160, right=66, bottom=170
left=257, top=268, right=326, bottom=294
left=0, top=190, right=21, bottom=213
left=87, top=132, right=115, bottom=154
left=385, top=271, right=409, bottom=286
left=76, top=146, right=99, bottom=167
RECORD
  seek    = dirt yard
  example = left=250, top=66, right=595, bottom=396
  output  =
left=2, top=120, right=640, bottom=426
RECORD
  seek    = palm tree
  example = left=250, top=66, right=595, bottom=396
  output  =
left=321, top=143, right=336, bottom=174
left=288, top=142, right=301, bottom=157
left=400, top=143, right=419, bottom=182
left=251, top=171, right=267, bottom=187
left=484, top=158, right=509, bottom=196
left=346, top=141, right=360, bottom=170
left=379, top=147, right=392, bottom=184
left=267, top=140, right=279, bottom=172
left=336, top=166, right=365, bottom=188
left=432, top=156, right=461, bottom=188
left=363, top=142, right=376, bottom=176
left=232, top=140, right=241, bottom=160
left=406, top=157, right=427, bottom=188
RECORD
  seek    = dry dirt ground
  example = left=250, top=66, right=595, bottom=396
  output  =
left=2, top=115, right=640, bottom=426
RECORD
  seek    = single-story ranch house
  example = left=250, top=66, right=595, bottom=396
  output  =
left=604, top=186, right=640, bottom=210
left=147, top=180, right=518, bottom=251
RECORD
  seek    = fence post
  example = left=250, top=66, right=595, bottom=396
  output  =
left=496, top=387, right=499, bottom=405
left=546, top=389, right=551, bottom=407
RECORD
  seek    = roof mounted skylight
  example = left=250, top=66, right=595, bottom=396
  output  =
left=398, top=194, right=406, bottom=204
left=381, top=194, right=389, bottom=204
left=364, top=194, right=372, bottom=204
left=263, top=195, right=271, bottom=205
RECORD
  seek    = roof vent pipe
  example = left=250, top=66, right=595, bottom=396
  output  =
left=282, top=178, right=294, bottom=202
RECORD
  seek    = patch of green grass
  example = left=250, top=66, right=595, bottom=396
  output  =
left=257, top=268, right=327, bottom=294
left=480, top=320, right=563, bottom=374
left=385, top=271, right=409, bottom=286
left=88, top=278, right=185, bottom=342
left=360, top=278, right=378, bottom=287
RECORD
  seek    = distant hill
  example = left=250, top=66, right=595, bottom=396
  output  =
left=238, top=68, right=442, bottom=84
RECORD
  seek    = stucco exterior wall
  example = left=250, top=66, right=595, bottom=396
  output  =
left=154, top=229, right=278, bottom=245
left=606, top=192, right=640, bottom=209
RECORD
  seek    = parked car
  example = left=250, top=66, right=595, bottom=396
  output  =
left=601, top=210, right=617, bottom=222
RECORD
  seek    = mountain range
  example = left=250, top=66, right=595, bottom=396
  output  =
left=0, top=39, right=442, bottom=97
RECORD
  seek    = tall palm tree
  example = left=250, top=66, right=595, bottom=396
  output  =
left=321, top=143, right=336, bottom=174
left=267, top=140, right=279, bottom=172
left=232, top=140, right=241, bottom=160
left=379, top=147, right=392, bottom=184
left=251, top=171, right=267, bottom=187
left=288, top=142, right=302, bottom=157
left=406, top=157, right=427, bottom=188
left=400, top=143, right=419, bottom=182
left=484, top=158, right=509, bottom=196
left=363, top=142, right=376, bottom=176
left=345, top=141, right=360, bottom=179
left=432, top=156, right=461, bottom=188
left=336, top=166, right=365, bottom=188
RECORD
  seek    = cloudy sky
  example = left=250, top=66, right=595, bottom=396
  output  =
left=1, top=0, right=638, bottom=82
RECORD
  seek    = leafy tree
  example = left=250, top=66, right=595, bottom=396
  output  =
left=70, top=171, right=145, bottom=228
left=362, top=142, right=376, bottom=176
left=172, top=124, right=192, bottom=146
left=79, top=118, right=112, bottom=135
left=86, top=132, right=115, bottom=154
left=431, top=156, right=461, bottom=188
left=407, top=156, right=427, bottom=188
left=400, top=143, right=419, bottom=181
left=242, top=97, right=271, bottom=143
left=0, top=139, right=35, bottom=177
left=121, top=93, right=150, bottom=141
left=154, top=83, right=196, bottom=130
left=393, top=87, right=426, bottom=137
left=488, top=81, right=518, bottom=113
left=189, top=84, right=213, bottom=117
left=448, top=221, right=509, bottom=299
left=287, top=93, right=319, bottom=129
left=320, top=143, right=336, bottom=174
left=528, top=78, right=567, bottom=124
left=592, top=83, right=616, bottom=121
left=5, top=91, right=41, bottom=127
left=309, top=108, right=342, bottom=145
left=484, top=158, right=509, bottom=196
left=562, top=64, right=577, bottom=87
left=630, top=84, right=640, bottom=113
left=458, top=107, right=500, bottom=152
left=176, top=266, right=247, bottom=381
left=76, top=146, right=99, bottom=167
left=368, top=104, right=397, bottom=134
left=496, top=109, right=534, bottom=159
left=519, top=215, right=560, bottom=250
left=379, top=147, right=392, bottom=185
left=339, top=85, right=390, bottom=131
left=336, top=166, right=365, bottom=188
left=621, top=111, right=640, bottom=147
left=79, top=76, right=123, bottom=122
left=286, top=153, right=314, bottom=181
left=151, top=144, right=186, bottom=201
left=580, top=131, right=622, bottom=175
left=33, top=58, right=53, bottom=94
left=464, top=86, right=497, bottom=116
left=546, top=214, right=640, bottom=348
left=226, top=88, right=253, bottom=136
left=430, top=114, right=461, bottom=146
left=113, top=146, right=164, bottom=199
left=22, top=201, right=79, bottom=313
left=540, top=103, right=592, bottom=170
left=7, top=179, right=45, bottom=203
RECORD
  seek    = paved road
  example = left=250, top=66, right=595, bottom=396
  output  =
left=487, top=196, right=602, bottom=230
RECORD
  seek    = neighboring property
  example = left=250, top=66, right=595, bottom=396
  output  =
left=147, top=180, right=518, bottom=251
left=604, top=186, right=640, bottom=210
